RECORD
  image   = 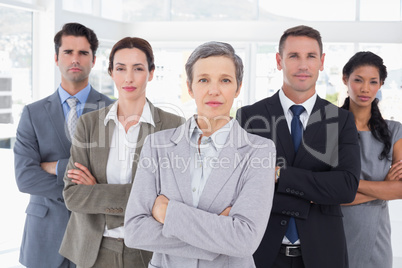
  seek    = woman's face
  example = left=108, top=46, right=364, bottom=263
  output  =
left=111, top=48, right=153, bottom=102
left=343, top=65, right=382, bottom=109
left=188, top=56, right=241, bottom=119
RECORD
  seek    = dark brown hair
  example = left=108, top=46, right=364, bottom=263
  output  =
left=279, top=25, right=323, bottom=56
left=108, top=37, right=155, bottom=76
left=54, top=22, right=98, bottom=61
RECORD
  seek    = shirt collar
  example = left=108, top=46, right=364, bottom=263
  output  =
left=58, top=83, right=91, bottom=105
left=188, top=115, right=234, bottom=150
left=279, top=88, right=317, bottom=117
left=104, top=100, right=155, bottom=127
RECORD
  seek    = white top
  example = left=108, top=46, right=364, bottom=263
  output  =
left=278, top=88, right=317, bottom=245
left=278, top=88, right=317, bottom=131
left=103, top=101, right=154, bottom=238
left=188, top=116, right=234, bottom=208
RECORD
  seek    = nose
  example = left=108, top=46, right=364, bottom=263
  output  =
left=298, top=59, right=308, bottom=70
left=71, top=53, right=79, bottom=65
left=125, top=71, right=134, bottom=83
left=208, top=82, right=220, bottom=96
left=361, top=81, right=370, bottom=93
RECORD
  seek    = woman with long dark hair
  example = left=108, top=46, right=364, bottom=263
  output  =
left=341, top=51, right=402, bottom=268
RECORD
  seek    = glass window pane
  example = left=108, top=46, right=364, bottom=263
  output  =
left=0, top=6, right=32, bottom=127
left=63, top=0, right=93, bottom=14
left=88, top=47, right=115, bottom=99
left=120, top=0, right=167, bottom=21
left=171, top=0, right=258, bottom=21
left=259, top=0, right=356, bottom=21
left=360, top=0, right=401, bottom=21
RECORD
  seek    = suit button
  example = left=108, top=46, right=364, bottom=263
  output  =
left=282, top=210, right=287, bottom=214
left=295, top=191, right=299, bottom=195
left=286, top=188, right=291, bottom=193
left=286, top=211, right=291, bottom=215
left=295, top=212, right=300, bottom=216
left=300, top=192, right=304, bottom=196
left=291, top=190, right=295, bottom=194
left=291, top=212, right=295, bottom=216
left=280, top=220, right=287, bottom=226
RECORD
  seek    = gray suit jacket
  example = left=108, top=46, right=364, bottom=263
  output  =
left=13, top=87, right=112, bottom=268
left=59, top=100, right=184, bottom=267
left=124, top=119, right=276, bottom=268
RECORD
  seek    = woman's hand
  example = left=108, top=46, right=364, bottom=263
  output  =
left=385, top=160, right=402, bottom=181
left=67, top=162, right=97, bottom=185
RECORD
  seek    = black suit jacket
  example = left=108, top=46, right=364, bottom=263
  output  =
left=236, top=91, right=360, bottom=268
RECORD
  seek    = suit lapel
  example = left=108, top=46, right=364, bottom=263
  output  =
left=94, top=106, right=114, bottom=184
left=294, top=96, right=327, bottom=166
left=196, top=124, right=242, bottom=212
left=131, top=100, right=162, bottom=181
left=168, top=121, right=194, bottom=206
left=265, top=92, right=295, bottom=163
left=44, top=91, right=71, bottom=155
left=83, top=86, right=103, bottom=114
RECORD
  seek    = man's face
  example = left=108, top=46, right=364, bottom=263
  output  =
left=55, top=35, right=95, bottom=87
left=276, top=35, right=325, bottom=96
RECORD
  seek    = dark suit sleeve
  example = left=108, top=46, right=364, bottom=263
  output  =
left=276, top=111, right=360, bottom=205
left=14, top=105, right=64, bottom=201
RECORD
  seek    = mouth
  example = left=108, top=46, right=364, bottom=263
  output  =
left=123, top=87, right=136, bottom=92
left=295, top=74, right=311, bottom=80
left=69, top=67, right=82, bottom=72
left=358, top=95, right=371, bottom=102
left=206, top=101, right=223, bottom=107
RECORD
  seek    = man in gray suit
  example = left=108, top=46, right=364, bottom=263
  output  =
left=14, top=23, right=113, bottom=268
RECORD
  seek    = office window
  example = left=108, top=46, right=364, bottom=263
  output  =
left=171, top=0, right=258, bottom=21
left=89, top=47, right=115, bottom=99
left=0, top=5, right=32, bottom=139
left=62, top=0, right=93, bottom=14
left=259, top=0, right=356, bottom=21
left=360, top=0, right=401, bottom=21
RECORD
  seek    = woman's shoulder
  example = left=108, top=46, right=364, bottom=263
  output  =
left=385, top=119, right=402, bottom=136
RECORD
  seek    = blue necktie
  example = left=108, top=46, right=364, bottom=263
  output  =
left=285, top=105, right=305, bottom=244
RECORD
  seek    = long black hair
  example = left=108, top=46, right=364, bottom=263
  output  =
left=341, top=51, right=391, bottom=160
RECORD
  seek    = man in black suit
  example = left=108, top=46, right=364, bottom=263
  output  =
left=236, top=25, right=360, bottom=268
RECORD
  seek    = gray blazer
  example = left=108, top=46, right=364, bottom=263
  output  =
left=59, top=100, right=184, bottom=267
left=13, top=87, right=112, bottom=268
left=124, top=119, right=276, bottom=268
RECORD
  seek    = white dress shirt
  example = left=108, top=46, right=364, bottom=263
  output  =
left=103, top=101, right=155, bottom=238
left=188, top=116, right=234, bottom=208
left=278, top=88, right=317, bottom=245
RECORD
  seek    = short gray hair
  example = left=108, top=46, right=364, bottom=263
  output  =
left=185, top=41, right=243, bottom=90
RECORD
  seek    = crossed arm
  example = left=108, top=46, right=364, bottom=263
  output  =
left=344, top=139, right=402, bottom=205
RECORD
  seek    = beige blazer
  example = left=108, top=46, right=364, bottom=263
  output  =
left=59, top=100, right=184, bottom=267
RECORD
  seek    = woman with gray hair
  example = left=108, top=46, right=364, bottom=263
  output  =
left=124, top=41, right=276, bottom=267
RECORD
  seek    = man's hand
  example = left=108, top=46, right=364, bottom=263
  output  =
left=67, top=162, right=97, bottom=185
left=152, top=195, right=169, bottom=224
left=219, top=206, right=232, bottom=216
left=275, top=166, right=281, bottom=183
left=41, top=161, right=57, bottom=175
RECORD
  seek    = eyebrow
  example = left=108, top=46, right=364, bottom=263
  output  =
left=115, top=63, right=145, bottom=67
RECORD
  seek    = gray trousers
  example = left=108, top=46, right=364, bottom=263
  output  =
left=78, top=237, right=152, bottom=268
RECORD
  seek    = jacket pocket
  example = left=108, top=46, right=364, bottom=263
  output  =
left=25, top=202, right=48, bottom=218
